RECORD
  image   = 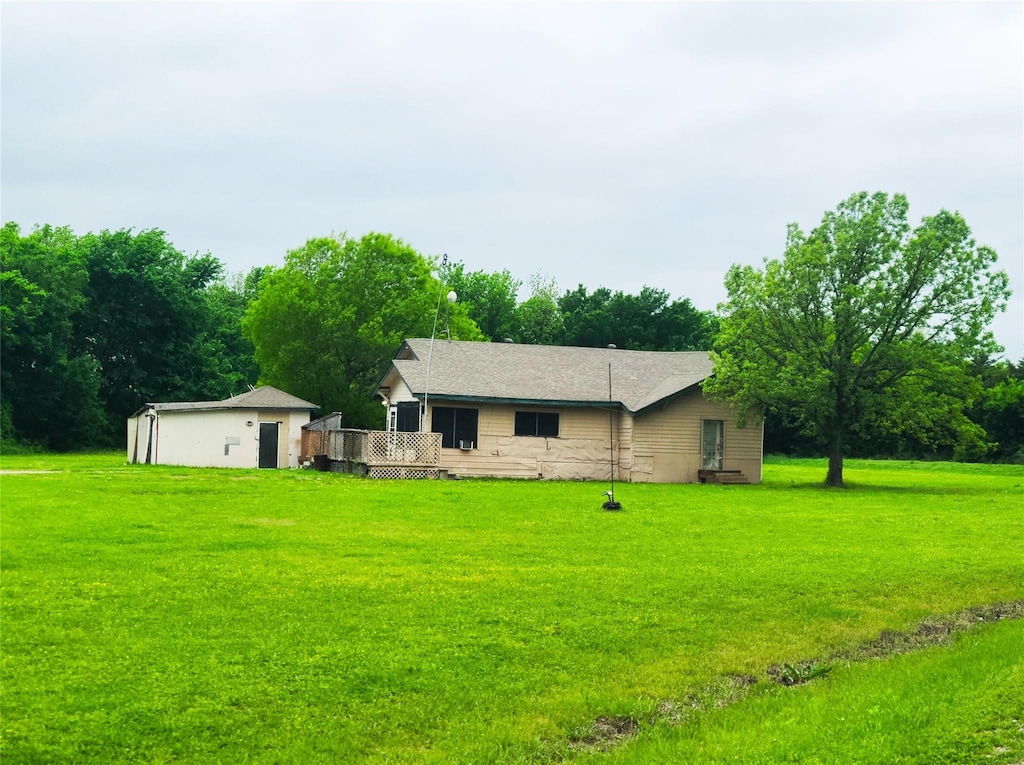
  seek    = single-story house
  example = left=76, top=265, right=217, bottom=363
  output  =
left=374, top=339, right=762, bottom=483
left=128, top=386, right=318, bottom=469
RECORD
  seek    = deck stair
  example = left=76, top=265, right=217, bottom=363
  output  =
left=698, top=469, right=750, bottom=485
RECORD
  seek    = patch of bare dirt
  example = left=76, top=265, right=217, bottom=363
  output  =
left=561, top=600, right=1024, bottom=756
left=837, top=600, right=1024, bottom=663
left=568, top=715, right=639, bottom=752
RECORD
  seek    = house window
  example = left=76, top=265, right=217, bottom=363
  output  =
left=432, top=406, right=479, bottom=449
left=388, top=402, right=423, bottom=433
left=514, top=411, right=559, bottom=438
left=396, top=402, right=421, bottom=433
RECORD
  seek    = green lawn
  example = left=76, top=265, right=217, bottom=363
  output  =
left=1, top=455, right=1022, bottom=763
left=611, top=616, right=1024, bottom=764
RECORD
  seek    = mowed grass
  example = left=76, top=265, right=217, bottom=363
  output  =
left=611, top=617, right=1024, bottom=764
left=1, top=455, right=1021, bottom=763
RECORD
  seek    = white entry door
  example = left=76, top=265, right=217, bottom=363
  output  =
left=701, top=420, right=724, bottom=470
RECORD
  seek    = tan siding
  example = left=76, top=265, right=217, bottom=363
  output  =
left=424, top=392, right=760, bottom=483
left=559, top=407, right=614, bottom=440
left=428, top=402, right=618, bottom=480
left=633, top=389, right=762, bottom=483
left=617, top=410, right=634, bottom=482
left=438, top=450, right=539, bottom=478
left=631, top=455, right=654, bottom=483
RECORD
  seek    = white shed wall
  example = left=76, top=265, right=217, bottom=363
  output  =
left=127, top=408, right=309, bottom=469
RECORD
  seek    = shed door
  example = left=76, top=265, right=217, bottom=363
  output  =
left=258, top=422, right=279, bottom=469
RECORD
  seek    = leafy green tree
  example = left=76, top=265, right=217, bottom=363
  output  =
left=243, top=233, right=483, bottom=428
left=657, top=296, right=720, bottom=351
left=971, top=357, right=1024, bottom=463
left=72, top=229, right=232, bottom=442
left=847, top=366, right=992, bottom=461
left=442, top=263, right=521, bottom=342
left=0, top=223, right=105, bottom=450
left=3, top=223, right=263, bottom=449
left=558, top=285, right=718, bottom=350
left=515, top=273, right=564, bottom=345
left=558, top=286, right=615, bottom=347
left=705, top=192, right=1010, bottom=487
left=764, top=363, right=994, bottom=463
left=233, top=265, right=272, bottom=306
left=189, top=279, right=261, bottom=402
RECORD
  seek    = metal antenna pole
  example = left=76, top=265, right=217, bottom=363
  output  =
left=603, top=361, right=622, bottom=510
left=422, top=253, right=448, bottom=432
left=608, top=362, right=614, bottom=498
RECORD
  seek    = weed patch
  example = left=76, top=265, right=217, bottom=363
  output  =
left=569, top=715, right=640, bottom=752
left=768, top=660, right=832, bottom=686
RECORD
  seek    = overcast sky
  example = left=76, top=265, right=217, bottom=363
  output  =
left=3, top=1, right=1021, bottom=359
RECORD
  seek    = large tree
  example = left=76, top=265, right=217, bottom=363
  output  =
left=243, top=233, right=483, bottom=428
left=441, top=263, right=521, bottom=342
left=190, top=277, right=261, bottom=402
left=3, top=223, right=261, bottom=449
left=515, top=273, right=564, bottom=345
left=0, top=223, right=105, bottom=449
left=704, top=192, right=1010, bottom=487
left=558, top=285, right=718, bottom=351
left=72, top=229, right=234, bottom=441
left=970, top=356, right=1024, bottom=464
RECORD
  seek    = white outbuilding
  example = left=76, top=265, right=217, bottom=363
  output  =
left=128, top=386, right=318, bottom=469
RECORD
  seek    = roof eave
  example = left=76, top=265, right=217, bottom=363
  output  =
left=371, top=341, right=420, bottom=401
left=633, top=381, right=706, bottom=416
left=412, top=393, right=628, bottom=410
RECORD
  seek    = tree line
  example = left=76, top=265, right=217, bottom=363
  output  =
left=1, top=224, right=258, bottom=450
left=0, top=225, right=717, bottom=449
left=2, top=194, right=1020, bottom=473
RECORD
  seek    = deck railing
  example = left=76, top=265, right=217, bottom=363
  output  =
left=367, top=431, right=442, bottom=466
left=304, top=429, right=443, bottom=478
left=302, top=428, right=368, bottom=463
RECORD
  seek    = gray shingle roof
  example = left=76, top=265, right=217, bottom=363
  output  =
left=383, top=339, right=712, bottom=414
left=142, top=386, right=318, bottom=414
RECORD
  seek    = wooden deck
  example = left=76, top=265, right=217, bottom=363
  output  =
left=302, top=429, right=444, bottom=479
